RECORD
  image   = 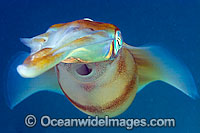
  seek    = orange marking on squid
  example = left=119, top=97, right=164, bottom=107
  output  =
left=23, top=48, right=63, bottom=69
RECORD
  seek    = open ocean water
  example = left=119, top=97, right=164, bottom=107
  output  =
left=0, top=0, right=200, bottom=132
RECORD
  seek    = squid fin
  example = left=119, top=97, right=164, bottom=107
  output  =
left=124, top=44, right=199, bottom=99
left=5, top=52, right=64, bottom=109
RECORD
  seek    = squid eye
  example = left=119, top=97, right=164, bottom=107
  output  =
left=113, top=30, right=123, bottom=56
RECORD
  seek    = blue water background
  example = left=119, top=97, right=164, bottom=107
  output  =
left=0, top=0, right=200, bottom=132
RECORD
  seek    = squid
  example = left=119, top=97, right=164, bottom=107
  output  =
left=6, top=18, right=199, bottom=117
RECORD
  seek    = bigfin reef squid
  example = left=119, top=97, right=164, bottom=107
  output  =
left=6, top=18, right=199, bottom=117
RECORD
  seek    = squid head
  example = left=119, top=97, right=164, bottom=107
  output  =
left=18, top=19, right=123, bottom=78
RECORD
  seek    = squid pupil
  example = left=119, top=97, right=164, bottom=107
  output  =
left=117, top=39, right=121, bottom=46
